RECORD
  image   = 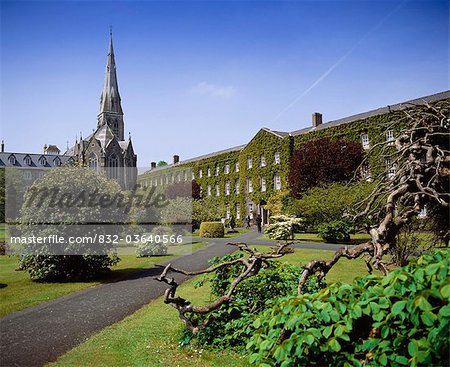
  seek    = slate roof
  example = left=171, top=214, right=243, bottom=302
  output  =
left=289, top=90, right=450, bottom=136
left=0, top=152, right=74, bottom=168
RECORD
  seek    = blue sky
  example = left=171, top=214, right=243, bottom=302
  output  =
left=1, top=0, right=448, bottom=166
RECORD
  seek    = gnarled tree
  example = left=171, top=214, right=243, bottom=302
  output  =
left=298, top=100, right=449, bottom=292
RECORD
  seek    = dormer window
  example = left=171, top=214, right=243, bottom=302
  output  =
left=53, top=157, right=61, bottom=166
left=8, top=155, right=16, bottom=165
left=39, top=157, right=47, bottom=166
left=24, top=156, right=32, bottom=166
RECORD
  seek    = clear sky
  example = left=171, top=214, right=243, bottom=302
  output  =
left=1, top=0, right=448, bottom=166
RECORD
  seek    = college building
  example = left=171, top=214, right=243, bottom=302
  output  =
left=138, top=90, right=449, bottom=224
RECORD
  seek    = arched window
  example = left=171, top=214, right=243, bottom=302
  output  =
left=53, top=157, right=61, bottom=166
left=39, top=156, right=47, bottom=166
left=107, top=154, right=119, bottom=179
left=88, top=153, right=98, bottom=171
left=8, top=155, right=16, bottom=165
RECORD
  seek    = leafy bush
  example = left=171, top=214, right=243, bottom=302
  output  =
left=247, top=250, right=450, bottom=367
left=192, top=199, right=225, bottom=230
left=199, top=222, right=224, bottom=238
left=18, top=167, right=122, bottom=281
left=188, top=253, right=320, bottom=351
left=288, top=138, right=364, bottom=197
left=288, top=182, right=377, bottom=228
left=265, top=215, right=305, bottom=241
left=136, top=240, right=168, bottom=257
left=317, top=220, right=353, bottom=243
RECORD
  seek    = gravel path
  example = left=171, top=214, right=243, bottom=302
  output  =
left=0, top=230, right=345, bottom=367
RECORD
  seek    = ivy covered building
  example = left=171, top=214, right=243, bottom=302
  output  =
left=138, top=91, right=449, bottom=225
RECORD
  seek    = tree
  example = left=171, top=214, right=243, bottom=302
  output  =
left=17, top=166, right=123, bottom=281
left=288, top=137, right=364, bottom=198
left=157, top=160, right=168, bottom=167
left=298, top=100, right=449, bottom=290
left=288, top=182, right=377, bottom=228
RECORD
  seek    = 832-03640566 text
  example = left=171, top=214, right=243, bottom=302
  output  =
left=9, top=234, right=185, bottom=245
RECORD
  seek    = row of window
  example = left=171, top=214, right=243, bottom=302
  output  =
left=8, top=154, right=62, bottom=167
left=360, top=129, right=394, bottom=150
left=204, top=174, right=281, bottom=197
left=196, top=152, right=281, bottom=179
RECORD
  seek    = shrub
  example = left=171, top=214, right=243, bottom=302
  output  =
left=265, top=215, right=305, bottom=241
left=247, top=250, right=450, bottom=367
left=136, top=240, right=168, bottom=257
left=288, top=182, right=377, bottom=228
left=187, top=254, right=320, bottom=351
left=192, top=199, right=225, bottom=230
left=199, top=222, right=224, bottom=238
left=18, top=167, right=122, bottom=281
left=317, top=220, right=353, bottom=243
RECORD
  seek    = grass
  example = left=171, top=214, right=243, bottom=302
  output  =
left=49, top=247, right=370, bottom=367
left=256, top=232, right=372, bottom=244
left=192, top=228, right=250, bottom=239
left=50, top=276, right=248, bottom=367
left=0, top=242, right=207, bottom=317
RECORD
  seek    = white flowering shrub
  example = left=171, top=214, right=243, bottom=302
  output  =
left=265, top=215, right=305, bottom=241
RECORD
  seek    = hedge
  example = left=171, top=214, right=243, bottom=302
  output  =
left=199, top=222, right=225, bottom=238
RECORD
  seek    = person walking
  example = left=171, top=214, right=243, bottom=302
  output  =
left=244, top=215, right=251, bottom=229
left=256, top=214, right=262, bottom=233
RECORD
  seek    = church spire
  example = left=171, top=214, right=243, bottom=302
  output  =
left=97, top=30, right=125, bottom=140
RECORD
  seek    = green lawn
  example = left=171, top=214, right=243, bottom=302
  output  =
left=0, top=242, right=206, bottom=317
left=50, top=247, right=371, bottom=367
left=192, top=228, right=250, bottom=239
left=257, top=232, right=372, bottom=244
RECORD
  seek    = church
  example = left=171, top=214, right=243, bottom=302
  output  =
left=66, top=32, right=138, bottom=189
left=0, top=33, right=138, bottom=191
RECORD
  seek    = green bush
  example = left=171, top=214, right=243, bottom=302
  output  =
left=317, top=220, right=353, bottom=243
left=185, top=253, right=319, bottom=351
left=18, top=167, right=122, bottom=281
left=23, top=255, right=119, bottom=281
left=199, top=222, right=224, bottom=238
left=247, top=250, right=450, bottom=367
left=288, top=182, right=377, bottom=229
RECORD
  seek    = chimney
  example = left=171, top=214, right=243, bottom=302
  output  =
left=173, top=155, right=180, bottom=164
left=312, top=112, right=322, bottom=128
left=151, top=162, right=156, bottom=169
left=1, top=140, right=4, bottom=153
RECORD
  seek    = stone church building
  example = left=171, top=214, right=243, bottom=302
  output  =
left=66, top=33, right=137, bottom=189
left=1, top=33, right=137, bottom=190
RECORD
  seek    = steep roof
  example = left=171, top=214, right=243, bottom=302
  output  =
left=0, top=152, right=73, bottom=168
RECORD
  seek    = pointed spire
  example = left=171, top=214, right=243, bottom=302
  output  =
left=99, top=30, right=123, bottom=115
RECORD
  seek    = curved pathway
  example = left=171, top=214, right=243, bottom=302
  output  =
left=0, top=230, right=346, bottom=367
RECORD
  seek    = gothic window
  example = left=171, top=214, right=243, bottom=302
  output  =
left=39, top=156, right=47, bottom=166
left=88, top=153, right=98, bottom=171
left=54, top=157, right=61, bottom=166
left=8, top=155, right=16, bottom=165
left=108, top=154, right=119, bottom=179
